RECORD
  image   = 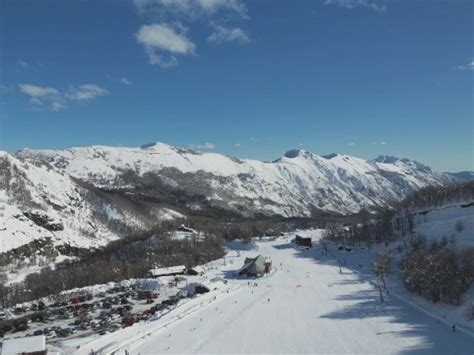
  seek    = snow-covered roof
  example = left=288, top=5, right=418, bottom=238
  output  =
left=2, top=335, right=46, bottom=355
left=149, top=265, right=186, bottom=277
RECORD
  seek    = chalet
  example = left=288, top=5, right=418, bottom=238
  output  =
left=293, top=235, right=312, bottom=248
left=177, top=225, right=197, bottom=234
left=147, top=265, right=186, bottom=278
left=187, top=265, right=205, bottom=276
left=238, top=255, right=267, bottom=277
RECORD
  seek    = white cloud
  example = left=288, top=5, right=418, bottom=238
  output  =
left=66, top=84, right=109, bottom=101
left=136, top=23, right=196, bottom=67
left=19, top=84, right=59, bottom=98
left=324, top=0, right=387, bottom=12
left=235, top=142, right=241, bottom=147
left=191, top=142, right=216, bottom=150
left=347, top=142, right=356, bottom=146
left=19, top=83, right=108, bottom=111
left=19, top=84, right=64, bottom=111
left=51, top=101, right=66, bottom=112
left=133, top=0, right=248, bottom=66
left=120, top=77, right=133, bottom=85
left=453, top=59, right=474, bottom=71
left=18, top=60, right=29, bottom=68
left=371, top=141, right=388, bottom=145
left=196, top=0, right=247, bottom=17
left=208, top=24, right=248, bottom=44
left=134, top=0, right=247, bottom=18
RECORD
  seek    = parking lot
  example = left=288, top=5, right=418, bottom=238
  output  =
left=0, top=275, right=203, bottom=345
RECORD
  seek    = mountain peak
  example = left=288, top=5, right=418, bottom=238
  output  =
left=140, top=142, right=171, bottom=150
left=373, top=155, right=432, bottom=172
left=373, top=155, right=401, bottom=164
left=140, top=142, right=158, bottom=149
left=283, top=149, right=310, bottom=159
left=321, top=153, right=339, bottom=160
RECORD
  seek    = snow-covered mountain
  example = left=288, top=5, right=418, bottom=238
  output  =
left=15, top=142, right=459, bottom=218
left=449, top=171, right=474, bottom=181
left=0, top=151, right=184, bottom=256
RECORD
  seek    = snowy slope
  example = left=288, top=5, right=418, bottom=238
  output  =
left=412, top=204, right=474, bottom=246
left=0, top=151, right=184, bottom=256
left=61, top=232, right=474, bottom=354
left=16, top=143, right=458, bottom=217
left=0, top=151, right=118, bottom=253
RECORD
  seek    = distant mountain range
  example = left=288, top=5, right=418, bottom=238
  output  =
left=448, top=171, right=474, bottom=181
left=0, top=142, right=466, bottom=255
left=15, top=143, right=463, bottom=217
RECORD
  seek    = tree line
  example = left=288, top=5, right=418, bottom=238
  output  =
left=400, top=236, right=474, bottom=305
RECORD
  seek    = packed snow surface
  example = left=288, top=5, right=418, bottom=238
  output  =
left=63, top=230, right=474, bottom=354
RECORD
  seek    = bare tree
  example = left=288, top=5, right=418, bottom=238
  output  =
left=373, top=251, right=391, bottom=289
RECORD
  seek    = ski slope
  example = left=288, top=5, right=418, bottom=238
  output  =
left=69, top=231, right=474, bottom=354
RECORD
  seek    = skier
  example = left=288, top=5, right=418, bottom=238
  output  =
left=452, top=324, right=456, bottom=332
left=268, top=298, right=270, bottom=302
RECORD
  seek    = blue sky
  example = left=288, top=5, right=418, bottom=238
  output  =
left=1, top=0, right=472, bottom=172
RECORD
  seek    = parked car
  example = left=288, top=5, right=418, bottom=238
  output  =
left=46, top=330, right=57, bottom=339
left=57, top=328, right=72, bottom=337
left=90, top=319, right=101, bottom=328
left=122, top=315, right=136, bottom=327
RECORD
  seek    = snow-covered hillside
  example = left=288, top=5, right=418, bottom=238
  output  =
left=0, top=151, right=184, bottom=258
left=412, top=204, right=473, bottom=247
left=16, top=142, right=459, bottom=217
left=0, top=151, right=117, bottom=253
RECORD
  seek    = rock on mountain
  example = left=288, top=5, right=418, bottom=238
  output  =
left=15, top=142, right=459, bottom=218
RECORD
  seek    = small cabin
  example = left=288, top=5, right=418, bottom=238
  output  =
left=147, top=265, right=186, bottom=278
left=177, top=225, right=197, bottom=234
left=293, top=235, right=312, bottom=248
left=238, top=255, right=267, bottom=277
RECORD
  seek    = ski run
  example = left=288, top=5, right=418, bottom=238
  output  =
left=57, top=230, right=474, bottom=354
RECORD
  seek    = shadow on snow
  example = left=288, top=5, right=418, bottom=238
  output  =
left=275, top=238, right=474, bottom=354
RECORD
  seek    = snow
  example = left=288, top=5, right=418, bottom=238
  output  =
left=0, top=153, right=118, bottom=253
left=16, top=142, right=458, bottom=217
left=0, top=152, right=184, bottom=259
left=2, top=335, right=46, bottom=355
left=412, top=205, right=474, bottom=246
left=60, top=231, right=474, bottom=354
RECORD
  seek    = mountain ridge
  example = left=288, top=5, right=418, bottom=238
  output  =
left=15, top=142, right=460, bottom=217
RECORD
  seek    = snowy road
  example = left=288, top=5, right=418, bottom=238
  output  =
left=77, top=233, right=474, bottom=354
